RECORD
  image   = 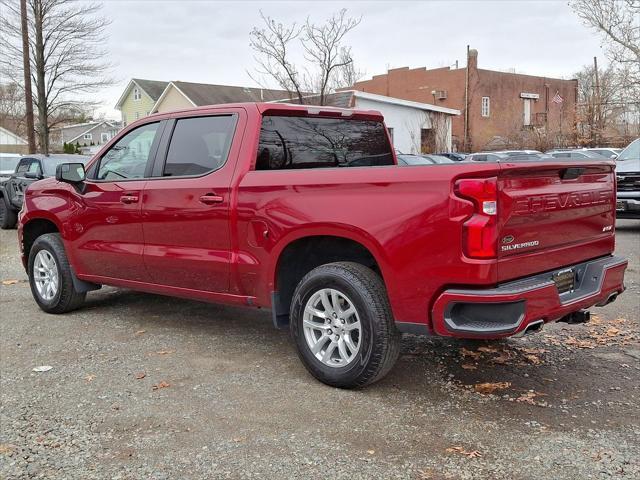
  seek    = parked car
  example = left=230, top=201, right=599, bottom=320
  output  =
left=397, top=154, right=454, bottom=166
left=465, top=152, right=509, bottom=162
left=17, top=102, right=627, bottom=388
left=615, top=138, right=640, bottom=219
left=499, top=150, right=543, bottom=156
left=546, top=150, right=609, bottom=160
left=437, top=152, right=467, bottom=161
left=586, top=148, right=622, bottom=159
left=0, top=153, right=22, bottom=176
left=0, top=154, right=89, bottom=229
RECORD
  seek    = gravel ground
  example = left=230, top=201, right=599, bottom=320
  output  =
left=1, top=221, right=639, bottom=479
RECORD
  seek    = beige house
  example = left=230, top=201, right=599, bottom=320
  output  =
left=115, top=79, right=169, bottom=127
left=151, top=81, right=293, bottom=113
left=0, top=126, right=28, bottom=154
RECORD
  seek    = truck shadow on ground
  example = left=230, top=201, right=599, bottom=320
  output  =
left=80, top=286, right=639, bottom=428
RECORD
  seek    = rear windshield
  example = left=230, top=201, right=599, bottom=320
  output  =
left=256, top=115, right=394, bottom=170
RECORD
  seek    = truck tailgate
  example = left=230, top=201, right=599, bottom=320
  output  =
left=496, top=161, right=616, bottom=283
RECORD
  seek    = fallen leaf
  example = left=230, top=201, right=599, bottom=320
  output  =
left=135, top=372, right=146, bottom=380
left=135, top=330, right=146, bottom=336
left=367, top=449, right=375, bottom=454
left=461, top=364, right=477, bottom=370
left=605, top=327, right=620, bottom=337
left=478, top=346, right=499, bottom=353
left=474, top=382, right=511, bottom=394
left=1, top=279, right=18, bottom=285
left=445, top=446, right=482, bottom=458
left=152, top=381, right=170, bottom=390
left=0, top=444, right=17, bottom=455
left=518, top=347, right=548, bottom=355
left=32, top=366, right=53, bottom=373
left=84, top=374, right=95, bottom=382
left=524, top=354, right=542, bottom=365
left=491, top=353, right=511, bottom=364
left=516, top=390, right=548, bottom=406
left=155, top=350, right=175, bottom=355
left=461, top=348, right=481, bottom=359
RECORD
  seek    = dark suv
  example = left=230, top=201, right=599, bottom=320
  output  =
left=0, top=154, right=89, bottom=229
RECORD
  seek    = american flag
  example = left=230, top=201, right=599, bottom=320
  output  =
left=552, top=91, right=564, bottom=104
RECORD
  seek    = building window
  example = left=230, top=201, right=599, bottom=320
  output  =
left=135, top=112, right=140, bottom=120
left=101, top=132, right=109, bottom=143
left=133, top=87, right=141, bottom=101
left=481, top=97, right=490, bottom=117
left=83, top=133, right=92, bottom=140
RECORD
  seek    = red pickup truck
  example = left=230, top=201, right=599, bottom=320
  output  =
left=18, top=103, right=627, bottom=388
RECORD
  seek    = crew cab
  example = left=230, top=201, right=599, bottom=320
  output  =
left=18, top=103, right=627, bottom=388
left=0, top=154, right=89, bottom=229
left=615, top=138, right=640, bottom=219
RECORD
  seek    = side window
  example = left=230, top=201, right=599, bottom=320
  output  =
left=96, top=122, right=160, bottom=181
left=256, top=115, right=394, bottom=170
left=163, top=115, right=237, bottom=177
left=16, top=159, right=32, bottom=174
left=28, top=160, right=41, bottom=174
left=474, top=155, right=487, bottom=162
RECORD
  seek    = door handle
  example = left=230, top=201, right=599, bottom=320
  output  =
left=120, top=194, right=139, bottom=204
left=199, top=193, right=224, bottom=204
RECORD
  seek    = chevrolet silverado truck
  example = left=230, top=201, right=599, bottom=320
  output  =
left=17, top=103, right=627, bottom=388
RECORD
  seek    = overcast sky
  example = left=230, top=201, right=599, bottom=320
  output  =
left=96, top=0, right=605, bottom=118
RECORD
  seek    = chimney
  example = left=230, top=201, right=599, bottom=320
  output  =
left=467, top=48, right=478, bottom=71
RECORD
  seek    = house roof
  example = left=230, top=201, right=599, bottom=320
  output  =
left=0, top=126, right=27, bottom=145
left=276, top=90, right=461, bottom=115
left=115, top=78, right=170, bottom=108
left=151, top=81, right=296, bottom=112
left=61, top=121, right=119, bottom=144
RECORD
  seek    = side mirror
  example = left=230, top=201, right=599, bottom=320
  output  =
left=611, top=154, right=618, bottom=160
left=24, top=171, right=43, bottom=180
left=56, top=163, right=86, bottom=184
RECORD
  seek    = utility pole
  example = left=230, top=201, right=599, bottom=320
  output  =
left=463, top=45, right=469, bottom=151
left=593, top=56, right=601, bottom=146
left=20, top=0, right=36, bottom=153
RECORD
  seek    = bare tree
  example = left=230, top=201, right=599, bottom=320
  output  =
left=570, top=0, right=640, bottom=88
left=574, top=62, right=640, bottom=145
left=249, top=9, right=362, bottom=105
left=0, top=0, right=113, bottom=154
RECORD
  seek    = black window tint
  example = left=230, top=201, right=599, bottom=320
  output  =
left=164, top=115, right=236, bottom=177
left=256, top=115, right=393, bottom=170
left=97, top=122, right=160, bottom=180
left=16, top=159, right=32, bottom=173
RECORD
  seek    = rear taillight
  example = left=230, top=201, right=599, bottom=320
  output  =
left=455, top=177, right=498, bottom=259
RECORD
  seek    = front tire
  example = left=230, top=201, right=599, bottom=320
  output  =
left=290, top=262, right=401, bottom=388
left=28, top=233, right=86, bottom=313
left=0, top=199, right=17, bottom=229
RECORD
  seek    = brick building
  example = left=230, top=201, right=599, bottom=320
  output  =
left=348, top=49, right=579, bottom=152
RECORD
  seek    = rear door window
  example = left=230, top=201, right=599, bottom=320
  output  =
left=163, top=115, right=237, bottom=177
left=256, top=115, right=394, bottom=170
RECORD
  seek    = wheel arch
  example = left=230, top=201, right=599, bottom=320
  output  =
left=269, top=227, right=390, bottom=328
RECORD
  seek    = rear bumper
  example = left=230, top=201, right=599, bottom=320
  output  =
left=616, top=197, right=640, bottom=219
left=431, top=255, right=627, bottom=338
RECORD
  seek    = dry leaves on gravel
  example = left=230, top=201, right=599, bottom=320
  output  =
left=2, top=279, right=19, bottom=285
left=152, top=381, right=170, bottom=390
left=474, top=381, right=511, bottom=394
left=152, top=349, right=175, bottom=356
left=514, top=390, right=548, bottom=407
left=445, top=446, right=482, bottom=458
left=135, top=372, right=146, bottom=380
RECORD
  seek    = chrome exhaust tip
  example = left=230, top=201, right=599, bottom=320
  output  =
left=513, top=319, right=544, bottom=338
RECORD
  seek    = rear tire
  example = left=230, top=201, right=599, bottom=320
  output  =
left=28, top=233, right=86, bottom=313
left=290, top=262, right=401, bottom=388
left=0, top=199, right=17, bottom=229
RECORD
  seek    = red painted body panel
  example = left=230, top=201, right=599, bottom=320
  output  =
left=17, top=102, right=627, bottom=339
